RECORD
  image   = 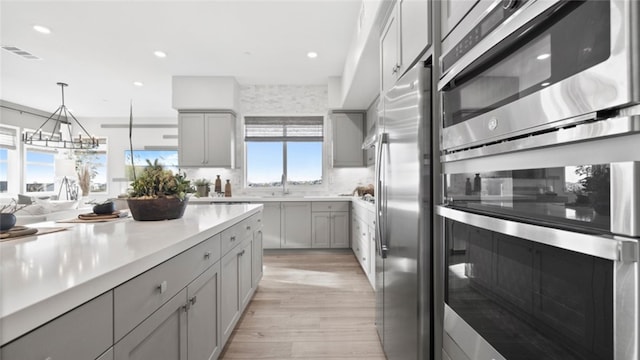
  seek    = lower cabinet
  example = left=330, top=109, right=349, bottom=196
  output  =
left=220, top=248, right=240, bottom=345
left=239, top=239, right=254, bottom=309
left=220, top=237, right=255, bottom=345
left=1, top=291, right=113, bottom=360
left=114, top=289, right=188, bottom=360
left=97, top=348, right=114, bottom=360
left=187, top=263, right=221, bottom=360
left=282, top=202, right=312, bottom=248
left=311, top=212, right=350, bottom=248
left=252, top=228, right=264, bottom=287
left=262, top=202, right=281, bottom=248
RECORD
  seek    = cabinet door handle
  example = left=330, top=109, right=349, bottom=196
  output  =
left=190, top=296, right=197, bottom=306
left=246, top=225, right=251, bottom=230
left=157, top=280, right=167, bottom=294
left=238, top=249, right=245, bottom=256
left=204, top=251, right=211, bottom=259
left=230, top=236, right=236, bottom=242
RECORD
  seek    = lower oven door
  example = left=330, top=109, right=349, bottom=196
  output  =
left=438, top=207, right=638, bottom=360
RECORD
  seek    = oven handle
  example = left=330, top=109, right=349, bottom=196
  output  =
left=438, top=0, right=564, bottom=91
left=436, top=205, right=638, bottom=262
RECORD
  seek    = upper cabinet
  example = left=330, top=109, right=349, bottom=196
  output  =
left=380, top=0, right=430, bottom=94
left=178, top=112, right=235, bottom=168
left=332, top=112, right=365, bottom=167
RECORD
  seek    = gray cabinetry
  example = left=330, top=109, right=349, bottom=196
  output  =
left=97, top=348, right=114, bottom=360
left=178, top=112, right=235, bottom=168
left=252, top=228, right=264, bottom=286
left=381, top=8, right=400, bottom=95
left=1, top=292, right=113, bottom=360
left=262, top=202, right=281, bottom=249
left=114, top=289, right=188, bottom=360
left=187, top=263, right=221, bottom=360
left=332, top=112, right=365, bottom=167
left=381, top=1, right=430, bottom=92
left=239, top=239, right=254, bottom=309
left=398, top=0, right=430, bottom=75
left=311, top=212, right=331, bottom=248
left=282, top=202, right=312, bottom=248
left=310, top=202, right=349, bottom=248
left=220, top=246, right=240, bottom=344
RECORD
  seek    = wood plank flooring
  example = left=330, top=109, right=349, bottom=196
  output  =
left=220, top=250, right=386, bottom=359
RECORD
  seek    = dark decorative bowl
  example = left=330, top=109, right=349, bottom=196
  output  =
left=126, top=197, right=189, bottom=221
left=0, top=213, right=17, bottom=231
left=93, top=201, right=115, bottom=215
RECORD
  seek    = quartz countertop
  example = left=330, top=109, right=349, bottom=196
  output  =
left=188, top=195, right=354, bottom=203
left=0, top=203, right=262, bottom=346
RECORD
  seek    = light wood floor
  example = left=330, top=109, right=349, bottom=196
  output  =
left=220, top=250, right=386, bottom=359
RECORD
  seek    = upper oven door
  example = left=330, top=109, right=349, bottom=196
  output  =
left=439, top=0, right=640, bottom=152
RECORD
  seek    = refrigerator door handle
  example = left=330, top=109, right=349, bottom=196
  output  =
left=376, top=133, right=389, bottom=259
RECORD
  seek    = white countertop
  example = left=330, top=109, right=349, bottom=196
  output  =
left=188, top=195, right=354, bottom=203
left=0, top=203, right=262, bottom=346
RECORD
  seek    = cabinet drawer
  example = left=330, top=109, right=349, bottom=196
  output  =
left=1, top=291, right=113, bottom=360
left=312, top=201, right=349, bottom=212
left=113, top=235, right=219, bottom=341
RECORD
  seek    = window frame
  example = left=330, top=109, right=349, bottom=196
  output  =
left=0, top=125, right=19, bottom=196
left=244, top=115, right=326, bottom=191
left=23, top=145, right=57, bottom=195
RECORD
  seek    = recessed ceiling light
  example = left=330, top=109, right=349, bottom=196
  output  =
left=153, top=50, right=167, bottom=58
left=307, top=52, right=318, bottom=59
left=33, top=25, right=51, bottom=34
left=133, top=81, right=144, bottom=87
left=536, top=53, right=550, bottom=60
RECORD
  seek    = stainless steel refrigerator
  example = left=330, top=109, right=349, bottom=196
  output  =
left=375, top=62, right=432, bottom=360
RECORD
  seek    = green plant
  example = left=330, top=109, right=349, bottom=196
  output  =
left=128, top=159, right=192, bottom=200
left=193, top=178, right=211, bottom=187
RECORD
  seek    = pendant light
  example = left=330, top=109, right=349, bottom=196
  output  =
left=22, top=82, right=99, bottom=149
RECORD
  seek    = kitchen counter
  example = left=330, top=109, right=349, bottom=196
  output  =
left=188, top=195, right=354, bottom=203
left=0, top=203, right=262, bottom=346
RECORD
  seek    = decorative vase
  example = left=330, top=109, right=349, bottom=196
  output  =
left=224, top=179, right=232, bottom=197
left=214, top=175, right=222, bottom=193
left=0, top=213, right=16, bottom=231
left=127, top=197, right=189, bottom=221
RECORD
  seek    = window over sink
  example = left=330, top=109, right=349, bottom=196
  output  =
left=245, top=116, right=323, bottom=188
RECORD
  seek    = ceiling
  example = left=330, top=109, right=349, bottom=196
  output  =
left=0, top=0, right=362, bottom=118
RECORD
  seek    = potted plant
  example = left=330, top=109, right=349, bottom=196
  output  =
left=193, top=178, right=211, bottom=197
left=126, top=159, right=193, bottom=221
left=1, top=199, right=28, bottom=231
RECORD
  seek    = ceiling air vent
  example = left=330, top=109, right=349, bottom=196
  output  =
left=1, top=46, right=41, bottom=60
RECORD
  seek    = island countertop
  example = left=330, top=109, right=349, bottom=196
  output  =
left=0, top=203, right=262, bottom=346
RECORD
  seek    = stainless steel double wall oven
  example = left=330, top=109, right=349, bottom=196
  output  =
left=438, top=1, right=640, bottom=360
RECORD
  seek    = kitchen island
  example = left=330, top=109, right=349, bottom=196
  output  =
left=0, top=203, right=263, bottom=360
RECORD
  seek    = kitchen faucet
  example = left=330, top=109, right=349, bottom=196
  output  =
left=281, top=173, right=289, bottom=195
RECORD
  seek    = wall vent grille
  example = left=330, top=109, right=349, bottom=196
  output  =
left=1, top=46, right=41, bottom=60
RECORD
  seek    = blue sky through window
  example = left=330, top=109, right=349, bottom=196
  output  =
left=247, top=142, right=283, bottom=185
left=246, top=141, right=322, bottom=187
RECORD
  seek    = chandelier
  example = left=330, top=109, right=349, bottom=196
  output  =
left=22, top=82, right=99, bottom=150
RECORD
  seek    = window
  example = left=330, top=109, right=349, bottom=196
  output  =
left=125, top=149, right=179, bottom=179
left=75, top=139, right=108, bottom=193
left=25, top=148, right=56, bottom=193
left=0, top=125, right=18, bottom=194
left=0, top=149, right=7, bottom=193
left=245, top=116, right=323, bottom=187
